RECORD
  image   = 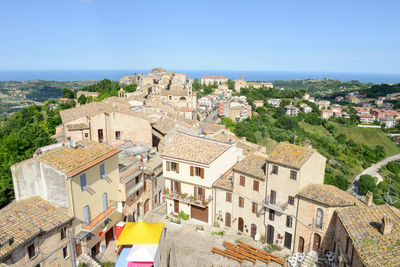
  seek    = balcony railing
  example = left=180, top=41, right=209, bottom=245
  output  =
left=263, top=196, right=288, bottom=213
left=127, top=180, right=144, bottom=197
left=164, top=191, right=212, bottom=208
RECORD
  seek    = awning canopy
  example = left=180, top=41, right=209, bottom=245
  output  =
left=127, top=262, right=153, bottom=267
left=115, top=248, right=131, bottom=267
left=116, top=221, right=164, bottom=245
left=126, top=244, right=158, bottom=262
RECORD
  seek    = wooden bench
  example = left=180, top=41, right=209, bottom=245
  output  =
left=224, top=245, right=258, bottom=263
left=237, top=241, right=285, bottom=265
left=236, top=243, right=271, bottom=263
left=211, top=247, right=243, bottom=263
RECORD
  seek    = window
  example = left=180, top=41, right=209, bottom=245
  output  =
left=284, top=232, right=292, bottom=249
left=195, top=167, right=204, bottom=178
left=115, top=131, right=121, bottom=140
left=102, top=193, right=108, bottom=211
left=63, top=246, right=69, bottom=259
left=226, top=192, right=232, bottom=203
left=170, top=162, right=179, bottom=173
left=84, top=133, right=89, bottom=138
left=60, top=226, right=67, bottom=240
left=288, top=196, right=295, bottom=205
left=252, top=202, right=258, bottom=214
left=27, top=243, right=36, bottom=259
left=80, top=174, right=87, bottom=191
left=135, top=176, right=139, bottom=184
left=290, top=170, right=297, bottom=180
left=240, top=175, right=245, bottom=186
left=316, top=208, right=324, bottom=229
left=269, top=210, right=275, bottom=221
left=253, top=180, right=259, bottom=192
left=195, top=186, right=205, bottom=201
left=286, top=216, right=293, bottom=228
left=100, top=163, right=106, bottom=179
left=270, top=190, right=276, bottom=204
left=83, top=205, right=90, bottom=226
left=86, top=233, right=92, bottom=241
left=144, top=181, right=146, bottom=191
left=272, top=165, right=278, bottom=174
left=155, top=178, right=157, bottom=187
left=239, top=197, right=244, bottom=208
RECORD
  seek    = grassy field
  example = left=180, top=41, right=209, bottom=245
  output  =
left=334, top=124, right=400, bottom=156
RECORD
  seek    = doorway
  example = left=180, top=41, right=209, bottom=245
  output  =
left=267, top=225, right=274, bottom=244
left=313, top=233, right=321, bottom=250
left=174, top=199, right=179, bottom=213
left=238, top=217, right=244, bottom=232
left=251, top=224, right=257, bottom=239
left=298, top=236, right=305, bottom=253
left=225, top=212, right=231, bottom=227
left=98, top=129, right=104, bottom=143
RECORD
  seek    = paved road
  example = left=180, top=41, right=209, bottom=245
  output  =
left=203, top=109, right=218, bottom=123
left=348, top=153, right=400, bottom=196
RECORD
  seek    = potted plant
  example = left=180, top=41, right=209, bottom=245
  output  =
left=196, top=225, right=204, bottom=233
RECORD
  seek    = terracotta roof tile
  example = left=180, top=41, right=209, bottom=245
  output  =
left=0, top=197, right=72, bottom=259
left=213, top=169, right=233, bottom=191
left=162, top=132, right=232, bottom=165
left=232, top=153, right=267, bottom=180
left=337, top=204, right=400, bottom=267
left=36, top=140, right=119, bottom=176
left=267, top=142, right=315, bottom=169
left=298, top=184, right=362, bottom=207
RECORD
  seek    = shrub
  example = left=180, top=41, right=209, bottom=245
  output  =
left=101, top=262, right=114, bottom=267
left=78, top=263, right=87, bottom=267
left=358, top=175, right=378, bottom=195
left=212, top=231, right=224, bottom=237
left=177, top=211, right=189, bottom=221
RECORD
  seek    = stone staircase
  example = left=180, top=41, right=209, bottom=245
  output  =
left=300, top=250, right=318, bottom=267
left=78, top=253, right=101, bottom=267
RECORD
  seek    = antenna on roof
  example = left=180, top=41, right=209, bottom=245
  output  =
left=69, top=139, right=77, bottom=149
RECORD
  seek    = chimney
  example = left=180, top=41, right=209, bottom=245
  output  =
left=304, top=140, right=312, bottom=148
left=381, top=215, right=393, bottom=235
left=365, top=191, right=373, bottom=206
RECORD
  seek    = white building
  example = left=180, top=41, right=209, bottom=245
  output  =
left=162, top=133, right=243, bottom=224
left=267, top=99, right=282, bottom=108
left=200, top=76, right=228, bottom=85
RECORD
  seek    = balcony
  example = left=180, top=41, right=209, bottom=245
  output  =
left=126, top=180, right=144, bottom=197
left=263, top=196, right=288, bottom=213
left=164, top=191, right=212, bottom=208
left=82, top=200, right=118, bottom=232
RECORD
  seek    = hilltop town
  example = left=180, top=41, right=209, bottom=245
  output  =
left=1, top=68, right=400, bottom=267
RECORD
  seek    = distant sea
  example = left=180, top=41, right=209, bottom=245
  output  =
left=0, top=70, right=400, bottom=84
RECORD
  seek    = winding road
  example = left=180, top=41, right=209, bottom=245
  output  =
left=348, top=153, right=400, bottom=196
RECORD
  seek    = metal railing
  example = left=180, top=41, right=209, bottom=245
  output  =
left=263, top=196, right=288, bottom=213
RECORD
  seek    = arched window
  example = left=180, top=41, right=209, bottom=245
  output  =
left=316, top=208, right=323, bottom=229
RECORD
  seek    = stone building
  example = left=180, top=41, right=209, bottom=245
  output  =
left=295, top=184, right=361, bottom=254
left=234, top=76, right=273, bottom=93
left=59, top=101, right=152, bottom=146
left=76, top=91, right=99, bottom=99
left=0, top=197, right=74, bottom=267
left=213, top=153, right=268, bottom=239
left=11, top=140, right=123, bottom=259
left=162, top=132, right=243, bottom=224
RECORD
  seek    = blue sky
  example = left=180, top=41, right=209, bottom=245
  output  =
left=1, top=0, right=400, bottom=73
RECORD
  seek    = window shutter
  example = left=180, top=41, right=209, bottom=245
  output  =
left=176, top=163, right=179, bottom=173
left=83, top=206, right=90, bottom=225
left=102, top=193, right=108, bottom=211
left=253, top=180, right=259, bottom=191
left=166, top=161, right=170, bottom=171
left=80, top=174, right=86, bottom=190
left=194, top=186, right=197, bottom=198
left=190, top=166, right=194, bottom=176
left=170, top=180, right=173, bottom=192
left=200, top=168, right=204, bottom=179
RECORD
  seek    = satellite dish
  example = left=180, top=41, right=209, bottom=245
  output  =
left=69, top=139, right=76, bottom=148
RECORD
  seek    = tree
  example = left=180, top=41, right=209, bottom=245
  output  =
left=387, top=161, right=400, bottom=174
left=124, top=84, right=137, bottom=92
left=358, top=175, right=378, bottom=195
left=78, top=94, right=87, bottom=105
left=61, top=88, right=74, bottom=98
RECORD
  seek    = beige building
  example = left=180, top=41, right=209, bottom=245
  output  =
left=60, top=101, right=152, bottom=146
left=201, top=76, right=228, bottom=85
left=0, top=197, right=74, bottom=267
left=234, top=76, right=273, bottom=93
left=264, top=143, right=326, bottom=250
left=162, top=133, right=243, bottom=224
left=213, top=153, right=268, bottom=239
left=295, top=184, right=361, bottom=254
left=76, top=91, right=99, bottom=99
left=11, top=140, right=123, bottom=259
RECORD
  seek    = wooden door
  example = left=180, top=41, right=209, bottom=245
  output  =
left=105, top=227, right=114, bottom=247
left=238, top=217, right=244, bottom=232
left=284, top=232, right=292, bottom=249
left=75, top=242, right=82, bottom=257
left=225, top=212, right=231, bottom=227
left=174, top=199, right=179, bottom=213
left=251, top=224, right=257, bottom=238
left=190, top=205, right=208, bottom=223
left=298, top=237, right=305, bottom=253
left=267, top=225, right=274, bottom=244
left=313, top=233, right=321, bottom=250
left=144, top=199, right=150, bottom=214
